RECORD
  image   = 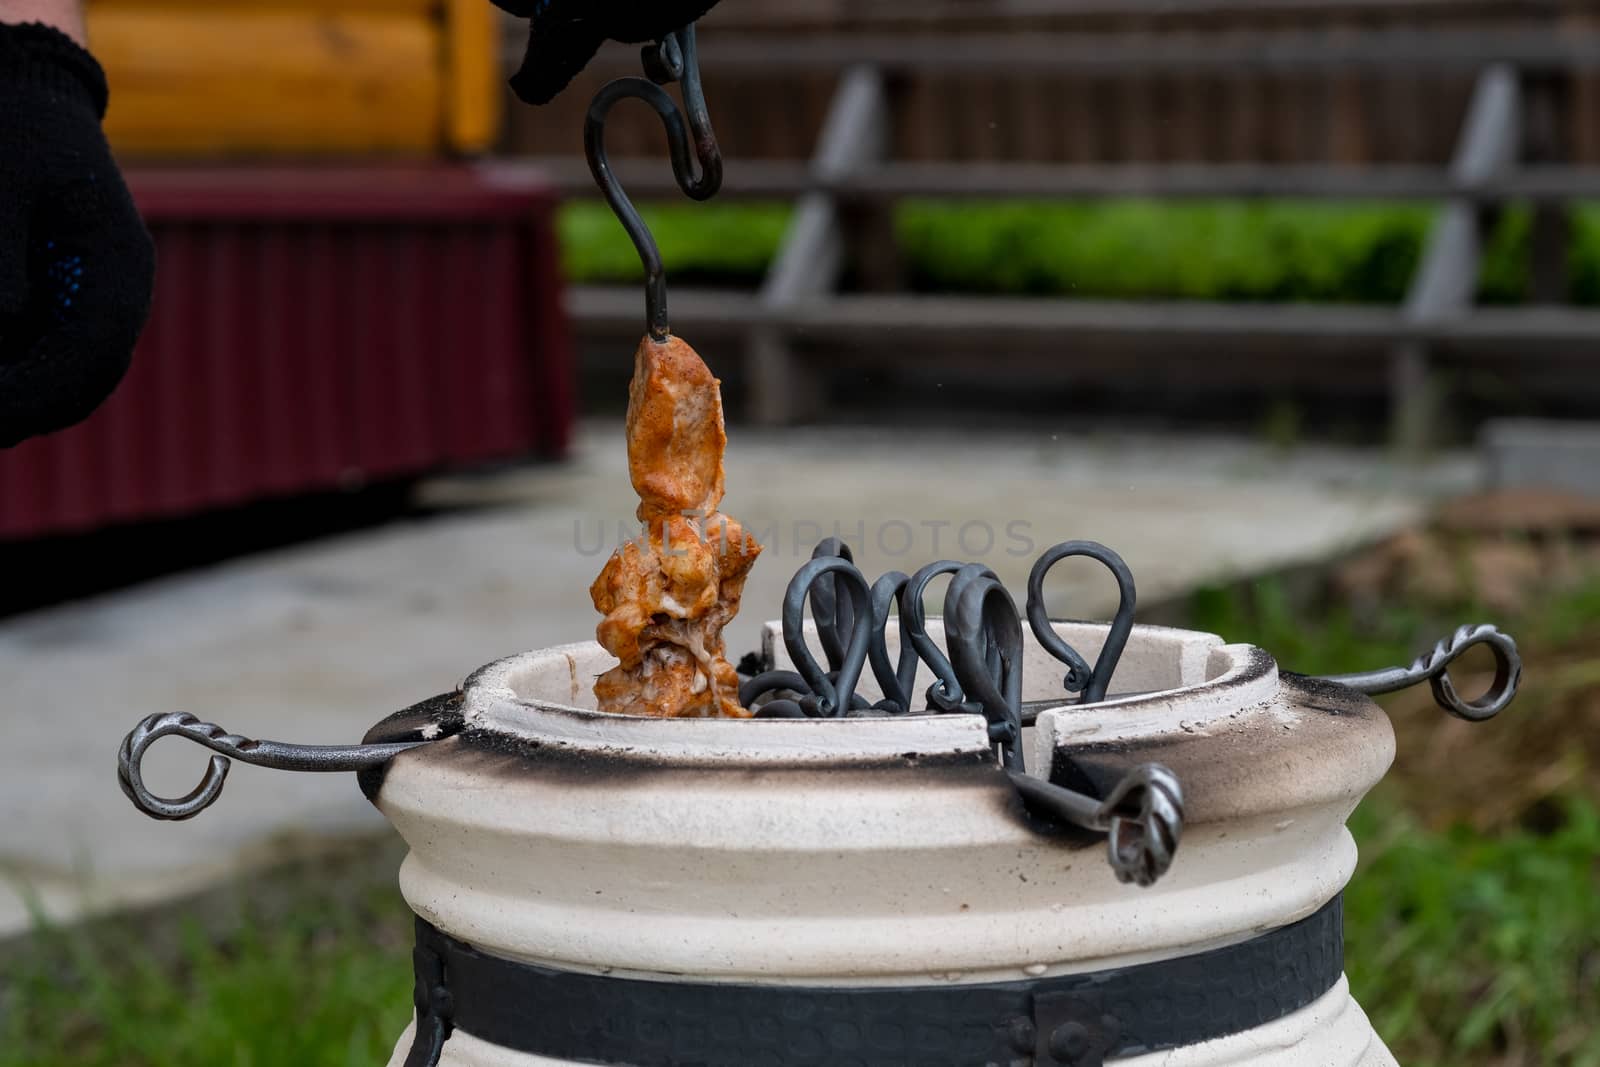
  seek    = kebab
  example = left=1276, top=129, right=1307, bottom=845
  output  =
left=589, top=335, right=762, bottom=718
left=554, top=8, right=765, bottom=716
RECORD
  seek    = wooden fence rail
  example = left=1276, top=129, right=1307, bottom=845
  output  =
left=515, top=158, right=1600, bottom=204
left=514, top=25, right=1600, bottom=439
left=517, top=29, right=1600, bottom=76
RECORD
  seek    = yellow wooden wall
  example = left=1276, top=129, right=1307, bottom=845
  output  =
left=87, top=0, right=500, bottom=157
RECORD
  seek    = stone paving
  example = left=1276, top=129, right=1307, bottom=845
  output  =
left=0, top=420, right=1478, bottom=936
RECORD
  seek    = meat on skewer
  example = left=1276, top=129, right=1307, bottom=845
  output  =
left=590, top=334, right=762, bottom=717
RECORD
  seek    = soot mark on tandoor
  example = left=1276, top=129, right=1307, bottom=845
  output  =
left=442, top=726, right=994, bottom=786
left=357, top=691, right=466, bottom=801
left=1280, top=672, right=1375, bottom=716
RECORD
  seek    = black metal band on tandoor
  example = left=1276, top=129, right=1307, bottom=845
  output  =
left=406, top=894, right=1343, bottom=1067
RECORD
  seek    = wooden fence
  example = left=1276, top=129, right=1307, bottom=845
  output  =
left=496, top=15, right=1600, bottom=442
left=504, top=1, right=1600, bottom=165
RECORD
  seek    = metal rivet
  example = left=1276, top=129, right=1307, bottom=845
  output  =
left=1049, top=1020, right=1090, bottom=1062
left=1005, top=1015, right=1035, bottom=1053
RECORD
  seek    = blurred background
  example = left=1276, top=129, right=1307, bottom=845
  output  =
left=3, top=1, right=1599, bottom=1065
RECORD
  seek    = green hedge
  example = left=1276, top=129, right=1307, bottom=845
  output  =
left=1572, top=208, right=1600, bottom=304
left=1480, top=203, right=1600, bottom=305
left=561, top=199, right=1600, bottom=305
left=558, top=202, right=792, bottom=288
left=899, top=200, right=1431, bottom=302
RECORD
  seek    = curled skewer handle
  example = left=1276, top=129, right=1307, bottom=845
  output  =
left=899, top=559, right=970, bottom=712
left=782, top=556, right=875, bottom=718
left=117, top=711, right=434, bottom=822
left=739, top=669, right=810, bottom=709
left=1321, top=623, right=1521, bottom=722
left=642, top=27, right=721, bottom=196
left=1010, top=764, right=1185, bottom=887
left=866, top=570, right=918, bottom=714
left=809, top=538, right=857, bottom=672
left=584, top=24, right=722, bottom=342
left=1026, top=541, right=1137, bottom=706
left=946, top=565, right=1026, bottom=771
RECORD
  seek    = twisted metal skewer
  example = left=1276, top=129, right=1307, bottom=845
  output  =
left=746, top=540, right=1140, bottom=730
left=741, top=539, right=1183, bottom=882
left=115, top=534, right=1518, bottom=898
left=585, top=23, right=722, bottom=341
left=118, top=711, right=431, bottom=821
left=1322, top=622, right=1521, bottom=721
left=1010, top=764, right=1185, bottom=887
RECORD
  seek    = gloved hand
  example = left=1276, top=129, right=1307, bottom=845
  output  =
left=492, top=0, right=722, bottom=105
left=0, top=22, right=155, bottom=448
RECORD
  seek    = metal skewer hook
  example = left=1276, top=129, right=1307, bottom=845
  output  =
left=1319, top=623, right=1521, bottom=722
left=1009, top=764, right=1185, bottom=887
left=585, top=23, right=723, bottom=341
left=117, top=711, right=433, bottom=821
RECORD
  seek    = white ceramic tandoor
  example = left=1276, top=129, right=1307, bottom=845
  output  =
left=372, top=620, right=1400, bottom=1067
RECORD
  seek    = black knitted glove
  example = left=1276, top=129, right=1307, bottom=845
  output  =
left=494, top=0, right=722, bottom=105
left=0, top=22, right=154, bottom=448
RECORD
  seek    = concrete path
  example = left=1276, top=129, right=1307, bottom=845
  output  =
left=0, top=421, right=1476, bottom=936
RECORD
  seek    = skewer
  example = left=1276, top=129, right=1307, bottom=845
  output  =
left=583, top=23, right=722, bottom=341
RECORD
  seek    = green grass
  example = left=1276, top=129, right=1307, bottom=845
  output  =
left=560, top=198, right=1600, bottom=306
left=1, top=871, right=414, bottom=1067
left=1188, top=570, right=1600, bottom=1065
left=4, top=574, right=1595, bottom=1067
left=1188, top=565, right=1600, bottom=678
left=1345, top=797, right=1600, bottom=1066
left=1187, top=574, right=1424, bottom=676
